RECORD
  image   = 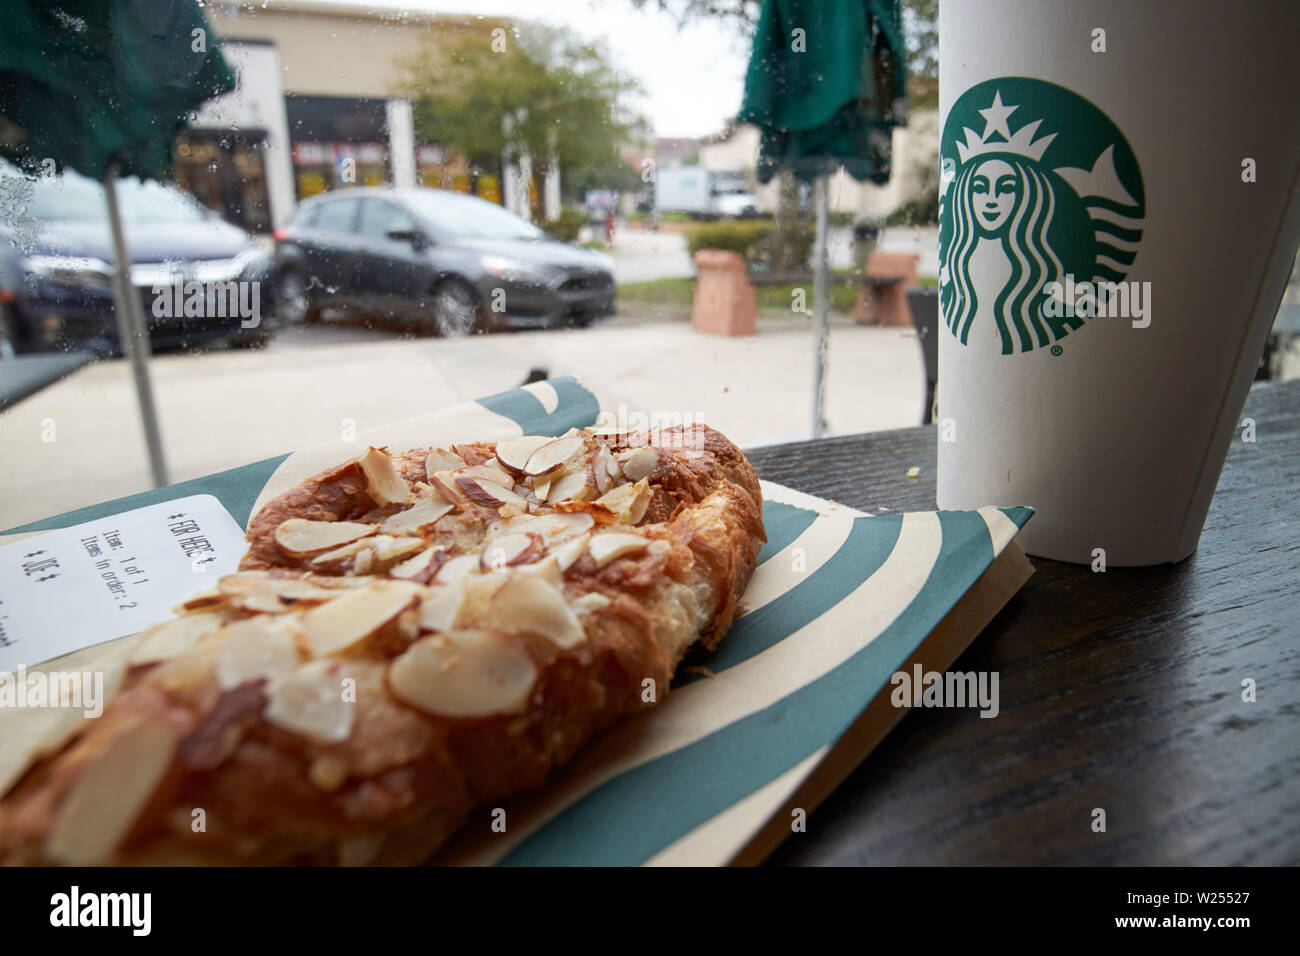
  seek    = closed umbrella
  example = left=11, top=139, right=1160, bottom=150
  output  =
left=0, top=0, right=236, bottom=486
left=739, top=0, right=907, bottom=437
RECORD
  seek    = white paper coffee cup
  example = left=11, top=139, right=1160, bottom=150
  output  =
left=936, top=0, right=1300, bottom=565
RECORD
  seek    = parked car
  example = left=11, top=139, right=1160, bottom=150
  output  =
left=0, top=162, right=277, bottom=356
left=272, top=187, right=616, bottom=336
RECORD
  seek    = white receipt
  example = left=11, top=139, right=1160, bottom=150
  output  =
left=0, top=495, right=246, bottom=673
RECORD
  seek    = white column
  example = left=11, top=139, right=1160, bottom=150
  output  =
left=544, top=132, right=561, bottom=221
left=386, top=98, right=417, bottom=189
left=194, top=41, right=295, bottom=230
left=516, top=151, right=533, bottom=221
left=260, top=66, right=295, bottom=229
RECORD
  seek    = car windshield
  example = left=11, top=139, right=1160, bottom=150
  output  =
left=403, top=190, right=544, bottom=240
left=0, top=164, right=208, bottom=224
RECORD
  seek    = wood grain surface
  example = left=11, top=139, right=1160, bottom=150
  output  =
left=746, top=379, right=1300, bottom=865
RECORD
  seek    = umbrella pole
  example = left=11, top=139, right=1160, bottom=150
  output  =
left=103, top=168, right=169, bottom=488
left=811, top=173, right=830, bottom=439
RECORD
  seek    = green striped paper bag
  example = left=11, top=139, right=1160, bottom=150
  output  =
left=1, top=377, right=1033, bottom=865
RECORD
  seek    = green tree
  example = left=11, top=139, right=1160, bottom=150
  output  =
left=901, top=0, right=937, bottom=109
left=402, top=24, right=643, bottom=204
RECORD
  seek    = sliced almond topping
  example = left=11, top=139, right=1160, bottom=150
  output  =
left=573, top=592, right=612, bottom=613
left=532, top=474, right=553, bottom=502
left=515, top=554, right=563, bottom=586
left=522, top=435, right=585, bottom=476
left=495, top=435, right=552, bottom=476
left=588, top=532, right=650, bottom=567
left=46, top=720, right=176, bottom=865
left=390, top=546, right=441, bottom=580
left=311, top=534, right=423, bottom=570
left=219, top=572, right=337, bottom=604
left=379, top=498, right=453, bottom=535
left=131, top=612, right=224, bottom=665
left=268, top=577, right=343, bottom=602
left=479, top=532, right=544, bottom=572
left=388, top=630, right=537, bottom=717
left=275, top=519, right=377, bottom=557
left=461, top=461, right=515, bottom=488
left=426, top=470, right=468, bottom=507
left=359, top=447, right=411, bottom=506
left=371, top=536, right=426, bottom=562
left=177, top=588, right=225, bottom=611
left=424, top=448, right=466, bottom=481
left=309, top=537, right=377, bottom=565
left=433, top=554, right=477, bottom=585
left=596, top=478, right=652, bottom=525
left=547, top=468, right=594, bottom=504
left=484, top=573, right=586, bottom=648
left=264, top=660, right=354, bottom=743
left=418, top=580, right=466, bottom=632
left=551, top=532, right=591, bottom=572
left=298, top=580, right=421, bottom=657
left=456, top=475, right=529, bottom=512
left=216, top=616, right=302, bottom=690
left=593, top=445, right=616, bottom=494
left=618, top=446, right=659, bottom=482
left=554, top=499, right=616, bottom=524
left=242, top=592, right=287, bottom=614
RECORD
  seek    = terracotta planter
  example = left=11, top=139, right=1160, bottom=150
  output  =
left=853, top=250, right=921, bottom=327
left=690, top=249, right=757, bottom=336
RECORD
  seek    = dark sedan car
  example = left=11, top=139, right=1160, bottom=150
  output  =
left=0, top=164, right=276, bottom=356
left=273, top=188, right=616, bottom=336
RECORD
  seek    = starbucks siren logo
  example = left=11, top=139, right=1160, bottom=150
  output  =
left=939, top=77, right=1147, bottom=354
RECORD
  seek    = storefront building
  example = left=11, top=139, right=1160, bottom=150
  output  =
left=188, top=1, right=514, bottom=232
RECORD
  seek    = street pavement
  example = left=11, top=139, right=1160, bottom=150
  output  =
left=1, top=315, right=928, bottom=529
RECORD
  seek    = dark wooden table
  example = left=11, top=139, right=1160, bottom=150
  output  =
left=747, top=378, right=1300, bottom=865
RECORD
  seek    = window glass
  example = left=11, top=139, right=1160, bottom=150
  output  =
left=358, top=199, right=416, bottom=241
left=403, top=191, right=542, bottom=240
left=292, top=202, right=320, bottom=228
left=313, top=196, right=359, bottom=234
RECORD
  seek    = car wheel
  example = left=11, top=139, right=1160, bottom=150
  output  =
left=277, top=270, right=316, bottom=325
left=0, top=303, right=20, bottom=358
left=430, top=278, right=483, bottom=338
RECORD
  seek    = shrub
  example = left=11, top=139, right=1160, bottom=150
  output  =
left=684, top=220, right=773, bottom=263
left=541, top=208, right=588, bottom=243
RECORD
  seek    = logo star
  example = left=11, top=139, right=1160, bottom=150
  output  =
left=979, top=91, right=1017, bottom=143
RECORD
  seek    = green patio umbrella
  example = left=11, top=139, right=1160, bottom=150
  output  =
left=739, top=0, right=907, bottom=437
left=0, top=0, right=236, bottom=486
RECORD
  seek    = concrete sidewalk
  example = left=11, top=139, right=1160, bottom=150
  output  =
left=0, top=317, right=926, bottom=529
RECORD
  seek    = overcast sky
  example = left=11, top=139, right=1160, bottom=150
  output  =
left=297, top=0, right=753, bottom=139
